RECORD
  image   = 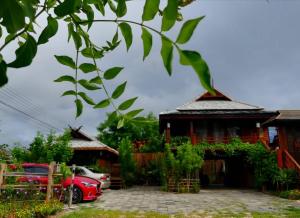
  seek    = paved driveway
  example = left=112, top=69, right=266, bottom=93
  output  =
left=82, top=186, right=300, bottom=215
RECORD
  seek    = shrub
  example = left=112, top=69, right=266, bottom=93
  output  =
left=279, top=189, right=300, bottom=200
left=0, top=200, right=63, bottom=218
left=119, top=138, right=136, bottom=187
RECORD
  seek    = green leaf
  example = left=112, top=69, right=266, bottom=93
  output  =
left=0, top=61, right=8, bottom=87
left=103, top=67, right=123, bottom=80
left=112, top=81, right=127, bottom=99
left=82, top=4, right=94, bottom=29
left=119, top=22, right=132, bottom=51
left=38, top=16, right=58, bottom=45
left=67, top=23, right=74, bottom=42
left=78, top=92, right=95, bottom=105
left=75, top=99, right=83, bottom=118
left=160, top=37, right=173, bottom=75
left=117, top=117, right=125, bottom=129
left=89, top=76, right=102, bottom=84
left=81, top=47, right=103, bottom=59
left=62, top=90, right=76, bottom=96
left=112, top=30, right=119, bottom=44
left=178, top=50, right=213, bottom=92
left=54, top=55, right=76, bottom=69
left=142, top=0, right=160, bottom=21
left=107, top=0, right=116, bottom=12
left=78, top=79, right=100, bottom=90
left=141, top=28, right=152, bottom=60
left=79, top=63, right=97, bottom=73
left=54, top=0, right=82, bottom=17
left=94, top=99, right=110, bottom=109
left=0, top=0, right=25, bottom=33
left=116, top=0, right=127, bottom=17
left=54, top=75, right=76, bottom=84
left=176, top=16, right=204, bottom=44
left=71, top=30, right=82, bottom=50
left=94, top=0, right=105, bottom=16
left=126, top=109, right=144, bottom=119
left=118, top=97, right=138, bottom=111
left=161, top=0, right=178, bottom=32
left=8, top=35, right=37, bottom=68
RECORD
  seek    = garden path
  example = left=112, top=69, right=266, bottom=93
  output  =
left=79, top=186, right=300, bottom=215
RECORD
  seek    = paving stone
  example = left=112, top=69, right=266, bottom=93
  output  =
left=79, top=186, right=300, bottom=215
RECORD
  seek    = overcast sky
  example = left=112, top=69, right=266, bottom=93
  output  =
left=0, top=0, right=300, bottom=145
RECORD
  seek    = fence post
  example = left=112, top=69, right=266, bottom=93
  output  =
left=0, top=164, right=7, bottom=191
left=68, top=164, right=75, bottom=208
left=46, top=162, right=55, bottom=202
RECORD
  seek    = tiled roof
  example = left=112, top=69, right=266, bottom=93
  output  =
left=176, top=100, right=262, bottom=111
left=71, top=139, right=119, bottom=155
left=274, top=110, right=300, bottom=120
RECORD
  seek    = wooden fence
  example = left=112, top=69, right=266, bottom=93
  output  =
left=0, top=162, right=63, bottom=202
left=133, top=152, right=164, bottom=168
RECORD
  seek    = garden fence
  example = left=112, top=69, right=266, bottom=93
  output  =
left=0, top=162, right=65, bottom=202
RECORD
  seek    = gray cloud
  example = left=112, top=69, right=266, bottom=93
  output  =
left=0, top=0, right=300, bottom=145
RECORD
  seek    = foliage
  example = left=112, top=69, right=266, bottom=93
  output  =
left=59, top=162, right=72, bottom=179
left=272, top=169, right=297, bottom=191
left=11, top=130, right=73, bottom=163
left=0, top=0, right=213, bottom=123
left=0, top=199, right=63, bottom=218
left=98, top=112, right=163, bottom=151
left=119, top=138, right=136, bottom=187
left=0, top=144, right=10, bottom=162
left=279, top=189, right=300, bottom=200
left=135, top=158, right=164, bottom=186
left=88, top=163, right=110, bottom=173
left=162, top=142, right=204, bottom=193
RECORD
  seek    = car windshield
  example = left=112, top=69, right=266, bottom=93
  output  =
left=24, top=167, right=48, bottom=174
left=80, top=167, right=94, bottom=174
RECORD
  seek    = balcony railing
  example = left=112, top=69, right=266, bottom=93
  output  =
left=195, top=135, right=259, bottom=144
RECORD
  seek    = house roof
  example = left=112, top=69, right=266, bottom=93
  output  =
left=69, top=127, right=119, bottom=155
left=263, top=110, right=300, bottom=125
left=161, top=89, right=263, bottom=115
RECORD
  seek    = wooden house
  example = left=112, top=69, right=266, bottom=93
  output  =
left=264, top=111, right=300, bottom=175
left=159, top=89, right=280, bottom=187
left=160, top=89, right=277, bottom=146
left=69, top=127, right=119, bottom=171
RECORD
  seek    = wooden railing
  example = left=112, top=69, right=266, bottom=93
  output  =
left=282, top=149, right=300, bottom=174
left=195, top=136, right=258, bottom=144
left=0, top=162, right=63, bottom=202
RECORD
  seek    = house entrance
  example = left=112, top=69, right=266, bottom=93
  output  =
left=200, top=156, right=254, bottom=188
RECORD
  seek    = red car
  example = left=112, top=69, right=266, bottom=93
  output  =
left=18, top=163, right=101, bottom=203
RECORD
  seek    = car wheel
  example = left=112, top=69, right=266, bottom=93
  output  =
left=72, top=186, right=83, bottom=204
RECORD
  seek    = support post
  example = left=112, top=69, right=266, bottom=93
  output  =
left=166, top=123, right=171, bottom=144
left=68, top=164, right=76, bottom=208
left=0, top=163, right=7, bottom=191
left=190, top=121, right=196, bottom=145
left=46, top=161, right=55, bottom=202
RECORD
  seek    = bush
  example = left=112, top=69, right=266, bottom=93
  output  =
left=119, top=138, right=136, bottom=187
left=11, top=130, right=73, bottom=164
left=0, top=200, right=63, bottom=218
left=279, top=189, right=300, bottom=200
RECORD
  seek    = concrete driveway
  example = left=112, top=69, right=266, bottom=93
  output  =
left=81, top=186, right=300, bottom=215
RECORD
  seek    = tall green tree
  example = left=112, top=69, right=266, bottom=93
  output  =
left=0, top=0, right=213, bottom=124
left=97, top=112, right=163, bottom=151
left=11, top=130, right=73, bottom=163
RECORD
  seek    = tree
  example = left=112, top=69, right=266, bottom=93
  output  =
left=0, top=144, right=11, bottom=162
left=0, top=0, right=213, bottom=125
left=118, top=137, right=136, bottom=186
left=11, top=130, right=73, bottom=163
left=97, top=112, right=163, bottom=151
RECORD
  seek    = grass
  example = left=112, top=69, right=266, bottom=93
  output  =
left=59, top=207, right=300, bottom=218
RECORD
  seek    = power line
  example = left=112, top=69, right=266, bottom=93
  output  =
left=0, top=86, right=67, bottom=128
left=0, top=99, right=61, bottom=132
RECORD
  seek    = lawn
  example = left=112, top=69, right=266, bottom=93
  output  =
left=59, top=207, right=300, bottom=218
